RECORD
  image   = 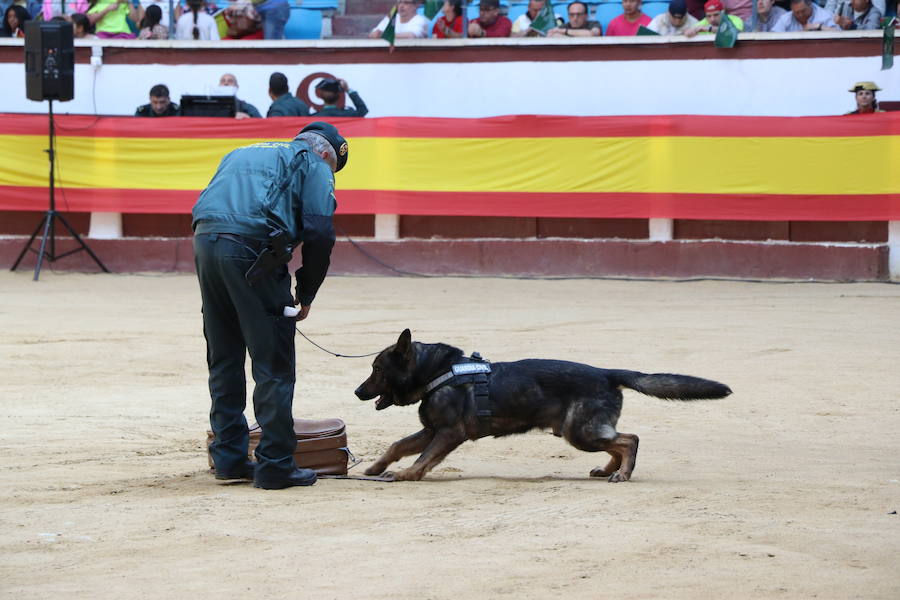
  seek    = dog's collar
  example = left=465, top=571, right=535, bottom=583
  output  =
left=425, top=361, right=491, bottom=394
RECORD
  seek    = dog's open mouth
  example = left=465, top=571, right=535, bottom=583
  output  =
left=375, top=395, right=393, bottom=410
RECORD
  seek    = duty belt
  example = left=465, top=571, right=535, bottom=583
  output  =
left=424, top=353, right=492, bottom=438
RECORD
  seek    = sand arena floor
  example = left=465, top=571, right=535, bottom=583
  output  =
left=0, top=271, right=898, bottom=599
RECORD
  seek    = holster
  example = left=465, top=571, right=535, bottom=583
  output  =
left=245, top=229, right=293, bottom=286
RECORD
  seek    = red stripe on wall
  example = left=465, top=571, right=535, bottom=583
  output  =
left=3, top=186, right=898, bottom=221
left=3, top=113, right=899, bottom=139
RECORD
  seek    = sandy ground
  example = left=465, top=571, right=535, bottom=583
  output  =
left=0, top=270, right=898, bottom=599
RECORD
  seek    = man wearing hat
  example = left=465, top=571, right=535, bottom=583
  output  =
left=847, top=82, right=884, bottom=114
left=685, top=0, right=744, bottom=35
left=191, top=122, right=349, bottom=490
left=647, top=0, right=699, bottom=33
left=266, top=72, right=310, bottom=118
left=312, top=78, right=368, bottom=118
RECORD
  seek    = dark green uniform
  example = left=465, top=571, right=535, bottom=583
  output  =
left=313, top=90, right=369, bottom=118
left=191, top=137, right=336, bottom=484
left=135, top=103, right=180, bottom=117
left=266, top=93, right=310, bottom=117
left=237, top=99, right=262, bottom=118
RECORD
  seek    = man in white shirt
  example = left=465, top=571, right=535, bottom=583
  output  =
left=648, top=0, right=699, bottom=34
left=368, top=0, right=429, bottom=39
left=511, top=0, right=565, bottom=36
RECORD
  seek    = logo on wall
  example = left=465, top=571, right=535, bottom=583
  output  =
left=296, top=72, right=346, bottom=112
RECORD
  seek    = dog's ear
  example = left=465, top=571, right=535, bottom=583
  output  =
left=394, top=329, right=412, bottom=358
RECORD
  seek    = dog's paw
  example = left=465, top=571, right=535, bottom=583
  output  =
left=589, top=467, right=612, bottom=478
left=364, top=463, right=388, bottom=476
left=388, top=469, right=419, bottom=481
left=607, top=471, right=631, bottom=483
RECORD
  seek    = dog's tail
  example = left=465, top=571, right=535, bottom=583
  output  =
left=607, top=370, right=732, bottom=401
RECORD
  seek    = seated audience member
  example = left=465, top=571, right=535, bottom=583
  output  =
left=136, top=84, right=180, bottom=117
left=647, top=0, right=698, bottom=33
left=218, top=73, right=261, bottom=119
left=605, top=0, right=652, bottom=35
left=369, top=0, right=429, bottom=39
left=749, top=0, right=786, bottom=30
left=255, top=0, right=289, bottom=39
left=433, top=0, right=463, bottom=38
left=138, top=4, right=167, bottom=38
left=138, top=0, right=174, bottom=30
left=71, top=12, right=97, bottom=37
left=826, top=0, right=886, bottom=20
left=548, top=1, right=602, bottom=36
left=266, top=72, right=310, bottom=117
left=722, top=0, right=752, bottom=21
left=222, top=0, right=262, bottom=39
left=468, top=0, right=512, bottom=37
left=846, top=81, right=884, bottom=114
left=176, top=0, right=219, bottom=39
left=512, top=0, right=564, bottom=36
left=829, top=0, right=882, bottom=29
left=312, top=78, right=369, bottom=118
left=1, top=4, right=29, bottom=37
left=771, top=0, right=838, bottom=30
left=87, top=0, right=139, bottom=39
left=685, top=0, right=744, bottom=35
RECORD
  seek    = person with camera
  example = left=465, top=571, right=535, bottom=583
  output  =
left=312, top=78, right=368, bottom=118
left=191, top=122, right=348, bottom=490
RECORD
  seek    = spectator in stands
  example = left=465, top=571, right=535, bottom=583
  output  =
left=369, top=0, right=429, bottom=39
left=548, top=1, right=602, bottom=36
left=1, top=4, right=29, bottom=37
left=255, top=0, right=289, bottom=39
left=467, top=0, right=512, bottom=37
left=218, top=73, right=261, bottom=119
left=829, top=0, right=882, bottom=29
left=685, top=0, right=744, bottom=35
left=312, top=78, right=369, bottom=118
left=137, top=0, right=174, bottom=32
left=267, top=72, right=310, bottom=117
left=222, top=0, right=262, bottom=39
left=605, top=0, right=652, bottom=35
left=138, top=4, right=167, bottom=38
left=136, top=84, right=180, bottom=117
left=433, top=0, right=463, bottom=38
left=71, top=12, right=97, bottom=37
left=771, top=0, right=838, bottom=30
left=87, top=0, right=139, bottom=39
left=176, top=0, right=219, bottom=39
left=722, top=0, right=752, bottom=22
left=826, top=0, right=886, bottom=21
left=647, top=0, right=699, bottom=33
left=512, top=0, right=564, bottom=36
left=846, top=81, right=884, bottom=114
left=748, top=0, right=786, bottom=30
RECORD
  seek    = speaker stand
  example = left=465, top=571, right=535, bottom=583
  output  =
left=10, top=100, right=109, bottom=280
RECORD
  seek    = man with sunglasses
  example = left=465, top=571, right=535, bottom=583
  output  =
left=548, top=1, right=602, bottom=36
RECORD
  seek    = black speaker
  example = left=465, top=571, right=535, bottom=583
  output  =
left=25, top=21, right=74, bottom=102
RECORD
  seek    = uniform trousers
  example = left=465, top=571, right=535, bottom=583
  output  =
left=193, top=232, right=299, bottom=480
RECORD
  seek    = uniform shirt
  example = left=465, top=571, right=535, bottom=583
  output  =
left=647, top=12, right=699, bottom=34
left=771, top=4, right=837, bottom=31
left=313, top=91, right=369, bottom=118
left=267, top=93, right=310, bottom=118
left=236, top=99, right=261, bottom=118
left=135, top=102, right=180, bottom=117
left=192, top=139, right=336, bottom=305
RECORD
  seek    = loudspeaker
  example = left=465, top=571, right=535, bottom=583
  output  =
left=25, top=21, right=74, bottom=102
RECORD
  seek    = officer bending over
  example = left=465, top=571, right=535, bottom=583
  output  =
left=191, top=122, right=349, bottom=490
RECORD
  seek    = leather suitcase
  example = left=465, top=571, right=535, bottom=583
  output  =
left=206, top=417, right=352, bottom=475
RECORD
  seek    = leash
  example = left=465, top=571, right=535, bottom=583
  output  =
left=295, top=327, right=381, bottom=359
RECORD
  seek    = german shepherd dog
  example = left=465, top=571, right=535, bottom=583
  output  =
left=355, top=330, right=731, bottom=483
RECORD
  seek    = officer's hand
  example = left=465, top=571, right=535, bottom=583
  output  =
left=293, top=305, right=311, bottom=321
left=338, top=78, right=349, bottom=92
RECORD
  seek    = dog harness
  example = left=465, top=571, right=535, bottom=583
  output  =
left=424, top=353, right=492, bottom=438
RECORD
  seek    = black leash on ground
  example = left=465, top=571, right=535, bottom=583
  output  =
left=294, top=327, right=381, bottom=359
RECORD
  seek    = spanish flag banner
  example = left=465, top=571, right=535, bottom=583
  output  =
left=1, top=113, right=898, bottom=220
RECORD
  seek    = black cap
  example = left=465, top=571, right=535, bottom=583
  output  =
left=668, top=0, right=687, bottom=16
left=315, top=78, right=342, bottom=94
left=300, top=121, right=348, bottom=172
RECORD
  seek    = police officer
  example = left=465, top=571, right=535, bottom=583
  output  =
left=266, top=72, right=310, bottom=118
left=135, top=84, right=180, bottom=117
left=218, top=73, right=262, bottom=119
left=191, top=122, right=349, bottom=490
left=846, top=81, right=884, bottom=115
left=312, top=78, right=369, bottom=118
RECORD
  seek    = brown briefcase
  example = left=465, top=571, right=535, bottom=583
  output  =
left=206, top=417, right=352, bottom=475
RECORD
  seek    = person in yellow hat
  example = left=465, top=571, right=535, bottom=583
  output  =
left=847, top=82, right=884, bottom=114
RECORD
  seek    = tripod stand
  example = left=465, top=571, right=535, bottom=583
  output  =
left=10, top=100, right=109, bottom=280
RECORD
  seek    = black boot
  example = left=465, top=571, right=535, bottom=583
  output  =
left=215, top=459, right=255, bottom=481
left=254, top=467, right=318, bottom=489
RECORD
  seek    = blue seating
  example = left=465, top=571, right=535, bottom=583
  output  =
left=593, top=2, right=623, bottom=30
left=297, top=0, right=338, bottom=9
left=642, top=1, right=669, bottom=18
left=284, top=7, right=322, bottom=39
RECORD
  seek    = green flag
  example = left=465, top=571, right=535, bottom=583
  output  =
left=424, top=0, right=442, bottom=20
left=882, top=18, right=896, bottom=70
left=381, top=4, right=398, bottom=47
left=637, top=25, right=660, bottom=35
left=529, top=0, right=557, bottom=35
left=714, top=12, right=738, bottom=48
